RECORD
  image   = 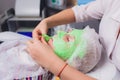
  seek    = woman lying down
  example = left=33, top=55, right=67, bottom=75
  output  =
left=0, top=26, right=102, bottom=80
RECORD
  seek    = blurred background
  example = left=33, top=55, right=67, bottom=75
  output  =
left=0, top=0, right=99, bottom=37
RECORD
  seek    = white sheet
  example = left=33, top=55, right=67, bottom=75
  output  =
left=0, top=31, right=31, bottom=41
left=0, top=32, right=46, bottom=80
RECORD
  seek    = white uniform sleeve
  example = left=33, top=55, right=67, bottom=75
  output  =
left=72, top=0, right=104, bottom=22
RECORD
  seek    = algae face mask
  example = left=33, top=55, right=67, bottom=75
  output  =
left=43, top=26, right=102, bottom=73
left=53, top=29, right=84, bottom=60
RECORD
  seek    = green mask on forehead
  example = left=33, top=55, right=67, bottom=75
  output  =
left=52, top=29, right=85, bottom=60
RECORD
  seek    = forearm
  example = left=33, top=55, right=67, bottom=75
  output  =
left=44, top=8, right=75, bottom=28
left=60, top=65, right=96, bottom=80
left=49, top=57, right=96, bottom=80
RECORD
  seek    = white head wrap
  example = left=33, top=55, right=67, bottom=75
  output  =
left=67, top=26, right=102, bottom=73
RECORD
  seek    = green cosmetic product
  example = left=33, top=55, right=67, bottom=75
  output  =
left=53, top=29, right=86, bottom=60
left=42, top=30, right=86, bottom=61
left=42, top=34, right=51, bottom=42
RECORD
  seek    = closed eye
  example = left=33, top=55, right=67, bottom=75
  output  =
left=63, top=35, right=75, bottom=42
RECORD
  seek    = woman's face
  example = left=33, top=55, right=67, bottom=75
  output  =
left=48, top=29, right=84, bottom=60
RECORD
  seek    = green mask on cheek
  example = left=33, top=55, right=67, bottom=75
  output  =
left=53, top=29, right=85, bottom=60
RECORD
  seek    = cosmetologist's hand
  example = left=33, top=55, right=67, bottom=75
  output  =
left=32, top=19, right=48, bottom=40
left=26, top=37, right=54, bottom=68
left=26, top=37, right=66, bottom=75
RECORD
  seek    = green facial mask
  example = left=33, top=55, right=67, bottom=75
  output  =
left=53, top=29, right=85, bottom=60
left=42, top=34, right=51, bottom=42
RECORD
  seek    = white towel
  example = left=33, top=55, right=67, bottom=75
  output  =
left=0, top=38, right=45, bottom=80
